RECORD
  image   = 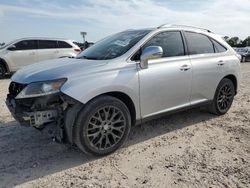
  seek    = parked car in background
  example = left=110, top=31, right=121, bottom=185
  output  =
left=6, top=25, right=241, bottom=156
left=0, top=38, right=81, bottom=78
left=73, top=41, right=94, bottom=51
left=234, top=47, right=250, bottom=62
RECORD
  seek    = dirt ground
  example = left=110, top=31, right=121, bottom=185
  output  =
left=0, top=64, right=249, bottom=188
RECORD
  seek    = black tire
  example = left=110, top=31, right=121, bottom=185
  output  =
left=74, top=95, right=131, bottom=156
left=0, top=64, right=6, bottom=79
left=208, top=78, right=235, bottom=115
left=241, top=56, right=246, bottom=63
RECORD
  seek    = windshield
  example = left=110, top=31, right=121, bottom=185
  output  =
left=76, top=29, right=151, bottom=60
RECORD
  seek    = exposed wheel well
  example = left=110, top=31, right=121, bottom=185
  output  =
left=0, top=58, right=9, bottom=73
left=99, top=92, right=136, bottom=126
left=223, top=74, right=237, bottom=94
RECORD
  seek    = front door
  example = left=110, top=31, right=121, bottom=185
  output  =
left=8, top=40, right=38, bottom=70
left=138, top=31, right=192, bottom=118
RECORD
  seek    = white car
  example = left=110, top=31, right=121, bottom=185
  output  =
left=0, top=38, right=81, bottom=78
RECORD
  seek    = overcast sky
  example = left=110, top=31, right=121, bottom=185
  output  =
left=0, top=0, right=249, bottom=43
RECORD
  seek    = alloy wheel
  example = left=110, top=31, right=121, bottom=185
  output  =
left=86, top=105, right=126, bottom=150
left=217, top=83, right=234, bottom=111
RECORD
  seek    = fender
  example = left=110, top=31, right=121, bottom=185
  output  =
left=61, top=64, right=141, bottom=120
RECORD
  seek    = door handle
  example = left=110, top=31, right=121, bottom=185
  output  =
left=217, top=60, right=224, bottom=66
left=180, top=64, right=191, bottom=71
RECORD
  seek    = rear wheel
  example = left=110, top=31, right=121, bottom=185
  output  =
left=0, top=64, right=6, bottom=79
left=208, top=78, right=235, bottom=115
left=74, top=95, right=131, bottom=156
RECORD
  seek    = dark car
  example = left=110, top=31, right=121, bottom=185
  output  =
left=235, top=47, right=250, bottom=62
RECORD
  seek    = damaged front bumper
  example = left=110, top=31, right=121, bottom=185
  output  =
left=6, top=93, right=61, bottom=128
left=6, top=81, right=82, bottom=143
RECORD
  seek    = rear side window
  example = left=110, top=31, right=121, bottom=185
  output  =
left=58, top=41, right=72, bottom=48
left=38, top=40, right=58, bottom=49
left=14, top=40, right=37, bottom=50
left=212, top=39, right=227, bottom=53
left=143, top=31, right=185, bottom=57
left=185, top=32, right=214, bottom=55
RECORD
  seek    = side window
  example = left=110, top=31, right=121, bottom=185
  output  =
left=58, top=41, right=72, bottom=48
left=38, top=40, right=58, bottom=49
left=185, top=32, right=214, bottom=55
left=14, top=40, right=37, bottom=50
left=212, top=39, right=227, bottom=53
left=143, top=31, right=185, bottom=58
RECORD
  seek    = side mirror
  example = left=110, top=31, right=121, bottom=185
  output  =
left=140, top=46, right=163, bottom=69
left=7, top=45, right=16, bottom=51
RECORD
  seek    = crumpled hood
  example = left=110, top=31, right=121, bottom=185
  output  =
left=11, top=58, right=108, bottom=84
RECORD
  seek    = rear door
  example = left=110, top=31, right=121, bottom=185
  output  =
left=138, top=31, right=192, bottom=118
left=184, top=31, right=227, bottom=104
left=57, top=41, right=75, bottom=57
left=37, top=40, right=58, bottom=62
left=7, top=40, right=38, bottom=70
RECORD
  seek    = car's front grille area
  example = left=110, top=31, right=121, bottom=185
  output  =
left=9, top=82, right=27, bottom=97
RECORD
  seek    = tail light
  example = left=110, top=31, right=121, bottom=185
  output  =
left=74, top=48, right=81, bottom=53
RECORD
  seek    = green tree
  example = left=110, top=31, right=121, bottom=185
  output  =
left=223, top=36, right=230, bottom=42
left=242, top=36, right=250, bottom=47
left=227, top=37, right=242, bottom=47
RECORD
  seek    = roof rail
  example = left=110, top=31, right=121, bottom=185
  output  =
left=157, top=24, right=212, bottom=33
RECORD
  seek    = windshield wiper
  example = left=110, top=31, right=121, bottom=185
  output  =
left=80, top=56, right=99, bottom=60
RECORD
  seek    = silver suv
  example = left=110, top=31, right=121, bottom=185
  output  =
left=0, top=38, right=81, bottom=78
left=6, top=25, right=241, bottom=156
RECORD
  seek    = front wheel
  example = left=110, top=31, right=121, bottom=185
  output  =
left=208, top=78, right=235, bottom=115
left=74, top=95, right=131, bottom=156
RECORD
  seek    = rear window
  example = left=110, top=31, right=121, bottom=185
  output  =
left=212, top=40, right=227, bottom=53
left=38, top=40, right=58, bottom=49
left=185, top=32, right=214, bottom=55
left=58, top=41, right=72, bottom=48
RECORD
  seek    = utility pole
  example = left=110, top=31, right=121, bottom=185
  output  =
left=80, top=32, right=87, bottom=43
left=80, top=32, right=87, bottom=49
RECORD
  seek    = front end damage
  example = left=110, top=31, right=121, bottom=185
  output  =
left=6, top=81, right=80, bottom=142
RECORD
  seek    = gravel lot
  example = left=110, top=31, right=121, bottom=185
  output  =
left=0, top=64, right=249, bottom=188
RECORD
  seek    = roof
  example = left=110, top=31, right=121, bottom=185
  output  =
left=156, top=24, right=213, bottom=33
left=15, top=37, right=73, bottom=41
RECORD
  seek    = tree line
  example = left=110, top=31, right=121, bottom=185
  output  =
left=224, top=36, right=250, bottom=48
